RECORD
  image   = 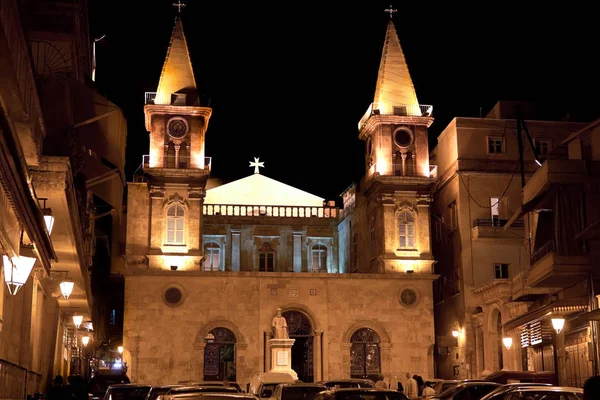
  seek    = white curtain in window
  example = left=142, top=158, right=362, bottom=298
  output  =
left=398, top=211, right=414, bottom=248
left=167, top=204, right=185, bottom=244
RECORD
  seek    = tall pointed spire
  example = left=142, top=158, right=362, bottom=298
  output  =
left=155, top=17, right=198, bottom=105
left=373, top=20, right=419, bottom=114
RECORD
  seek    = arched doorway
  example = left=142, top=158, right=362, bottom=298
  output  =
left=350, top=328, right=381, bottom=381
left=204, top=327, right=236, bottom=381
left=282, top=310, right=314, bottom=382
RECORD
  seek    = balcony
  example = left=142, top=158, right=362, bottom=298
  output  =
left=203, top=204, right=339, bottom=219
left=523, top=160, right=588, bottom=205
left=528, top=240, right=591, bottom=288
left=358, top=102, right=434, bottom=133
left=472, top=279, right=512, bottom=305
left=472, top=218, right=524, bottom=241
left=144, top=92, right=211, bottom=107
left=511, top=270, right=553, bottom=302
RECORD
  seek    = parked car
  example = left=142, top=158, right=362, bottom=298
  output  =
left=316, top=380, right=375, bottom=390
left=430, top=380, right=487, bottom=395
left=312, top=388, right=408, bottom=400
left=428, top=382, right=501, bottom=399
left=272, top=383, right=327, bottom=400
left=478, top=382, right=552, bottom=400
left=104, top=384, right=152, bottom=400
left=248, top=372, right=296, bottom=398
left=89, top=374, right=131, bottom=400
left=479, top=385, right=582, bottom=400
left=146, top=385, right=184, bottom=400
left=484, top=370, right=556, bottom=385
left=164, top=393, right=258, bottom=400
left=167, top=386, right=240, bottom=396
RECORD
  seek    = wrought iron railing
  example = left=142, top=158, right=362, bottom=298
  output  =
left=358, top=102, right=433, bottom=130
left=472, top=218, right=525, bottom=228
left=530, top=240, right=555, bottom=267
left=142, top=155, right=212, bottom=171
left=203, top=204, right=339, bottom=219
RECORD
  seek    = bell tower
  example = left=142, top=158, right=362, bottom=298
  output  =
left=143, top=16, right=212, bottom=179
left=357, top=16, right=435, bottom=274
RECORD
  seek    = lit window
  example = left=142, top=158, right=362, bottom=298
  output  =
left=166, top=204, right=185, bottom=244
left=259, top=242, right=274, bottom=272
left=534, top=138, right=551, bottom=156
left=487, top=137, right=504, bottom=154
left=203, top=243, right=220, bottom=271
left=311, top=244, right=327, bottom=272
left=398, top=211, right=415, bottom=248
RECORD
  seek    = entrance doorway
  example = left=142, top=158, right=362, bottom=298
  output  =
left=204, top=327, right=236, bottom=381
left=350, top=328, right=381, bottom=381
left=282, top=310, right=314, bottom=382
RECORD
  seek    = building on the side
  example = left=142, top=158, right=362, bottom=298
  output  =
left=0, top=0, right=126, bottom=394
left=121, top=16, right=437, bottom=386
left=430, top=101, right=592, bottom=381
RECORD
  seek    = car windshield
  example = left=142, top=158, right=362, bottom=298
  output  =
left=436, top=384, right=467, bottom=398
left=517, top=390, right=581, bottom=400
left=281, top=387, right=325, bottom=400
left=326, top=383, right=361, bottom=389
left=260, top=384, right=280, bottom=397
left=336, top=391, right=406, bottom=400
left=107, top=387, right=151, bottom=400
left=171, top=387, right=239, bottom=394
left=147, top=387, right=179, bottom=400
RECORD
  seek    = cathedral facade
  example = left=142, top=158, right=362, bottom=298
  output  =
left=122, top=16, right=437, bottom=386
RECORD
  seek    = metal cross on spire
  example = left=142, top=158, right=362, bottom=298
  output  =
left=384, top=5, right=397, bottom=18
left=173, top=0, right=186, bottom=13
left=249, top=157, right=265, bottom=174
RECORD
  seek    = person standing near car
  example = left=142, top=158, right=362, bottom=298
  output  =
left=404, top=373, right=418, bottom=400
left=422, top=382, right=435, bottom=398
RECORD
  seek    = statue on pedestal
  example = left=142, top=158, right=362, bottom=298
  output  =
left=272, top=308, right=288, bottom=339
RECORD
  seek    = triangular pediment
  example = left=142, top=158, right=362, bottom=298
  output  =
left=204, top=174, right=324, bottom=207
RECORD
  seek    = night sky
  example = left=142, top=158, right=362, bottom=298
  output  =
left=89, top=1, right=600, bottom=202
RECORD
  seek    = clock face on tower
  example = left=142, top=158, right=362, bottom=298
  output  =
left=167, top=117, right=188, bottom=139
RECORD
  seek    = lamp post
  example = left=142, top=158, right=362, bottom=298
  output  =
left=552, top=318, right=565, bottom=334
left=502, top=337, right=513, bottom=350
left=60, top=280, right=74, bottom=299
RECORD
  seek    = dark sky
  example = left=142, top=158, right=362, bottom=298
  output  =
left=89, top=1, right=600, bottom=202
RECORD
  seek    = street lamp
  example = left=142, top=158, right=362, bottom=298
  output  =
left=552, top=318, right=565, bottom=334
left=59, top=280, right=74, bottom=299
left=73, top=315, right=83, bottom=329
left=3, top=253, right=37, bottom=295
left=452, top=329, right=460, bottom=338
left=38, top=198, right=54, bottom=235
left=502, top=337, right=513, bottom=350
left=82, top=335, right=90, bottom=346
left=118, top=346, right=124, bottom=355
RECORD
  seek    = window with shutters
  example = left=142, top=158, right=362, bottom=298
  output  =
left=398, top=211, right=415, bottom=249
left=258, top=242, right=274, bottom=272
left=311, top=244, right=327, bottom=272
left=203, top=242, right=220, bottom=271
left=166, top=204, right=185, bottom=244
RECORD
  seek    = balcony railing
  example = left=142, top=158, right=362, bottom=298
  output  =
left=145, top=92, right=211, bottom=107
left=142, top=155, right=212, bottom=171
left=472, top=218, right=525, bottom=228
left=358, top=102, right=433, bottom=130
left=530, top=240, right=554, bottom=267
left=204, top=204, right=339, bottom=219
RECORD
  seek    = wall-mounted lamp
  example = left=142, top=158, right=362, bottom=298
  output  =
left=118, top=345, right=124, bottom=354
left=502, top=337, right=513, bottom=350
left=551, top=318, right=565, bottom=334
left=451, top=329, right=460, bottom=338
left=3, top=252, right=37, bottom=296
left=38, top=198, right=55, bottom=235
left=60, top=280, right=75, bottom=300
left=82, top=335, right=90, bottom=347
left=73, top=315, right=83, bottom=329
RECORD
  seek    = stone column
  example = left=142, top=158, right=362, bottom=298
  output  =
left=380, top=343, right=392, bottom=381
left=231, top=230, right=241, bottom=271
left=293, top=232, right=302, bottom=273
left=401, top=153, right=407, bottom=176
left=314, top=331, right=323, bottom=381
left=174, top=144, right=180, bottom=168
left=340, top=343, right=352, bottom=379
left=193, top=342, right=205, bottom=380
left=264, top=331, right=272, bottom=372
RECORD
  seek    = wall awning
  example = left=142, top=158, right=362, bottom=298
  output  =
left=503, top=297, right=589, bottom=331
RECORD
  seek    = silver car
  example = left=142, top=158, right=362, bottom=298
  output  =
left=479, top=385, right=583, bottom=400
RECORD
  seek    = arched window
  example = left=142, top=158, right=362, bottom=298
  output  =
left=311, top=244, right=327, bottom=272
left=350, top=328, right=381, bottom=380
left=204, top=327, right=236, bottom=381
left=166, top=204, right=185, bottom=244
left=258, top=242, right=274, bottom=272
left=398, top=211, right=415, bottom=248
left=203, top=242, right=220, bottom=271
left=179, top=142, right=189, bottom=169
left=405, top=151, right=415, bottom=176
left=165, top=142, right=176, bottom=168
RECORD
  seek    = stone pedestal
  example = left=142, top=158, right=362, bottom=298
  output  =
left=268, top=339, right=298, bottom=380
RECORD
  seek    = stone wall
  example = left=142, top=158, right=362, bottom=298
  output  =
left=123, top=272, right=435, bottom=386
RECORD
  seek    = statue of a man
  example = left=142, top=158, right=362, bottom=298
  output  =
left=272, top=308, right=288, bottom=339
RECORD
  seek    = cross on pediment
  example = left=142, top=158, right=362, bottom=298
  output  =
left=249, top=157, right=265, bottom=174
left=384, top=5, right=397, bottom=18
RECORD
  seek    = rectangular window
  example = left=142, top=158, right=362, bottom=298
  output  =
left=490, top=197, right=500, bottom=226
left=369, top=216, right=376, bottom=256
left=534, top=138, right=551, bottom=156
left=203, top=245, right=220, bottom=271
left=452, top=265, right=461, bottom=294
left=259, top=253, right=274, bottom=272
left=448, top=201, right=457, bottom=231
left=487, top=137, right=504, bottom=154
left=311, top=246, right=326, bottom=272
left=494, top=263, right=509, bottom=279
